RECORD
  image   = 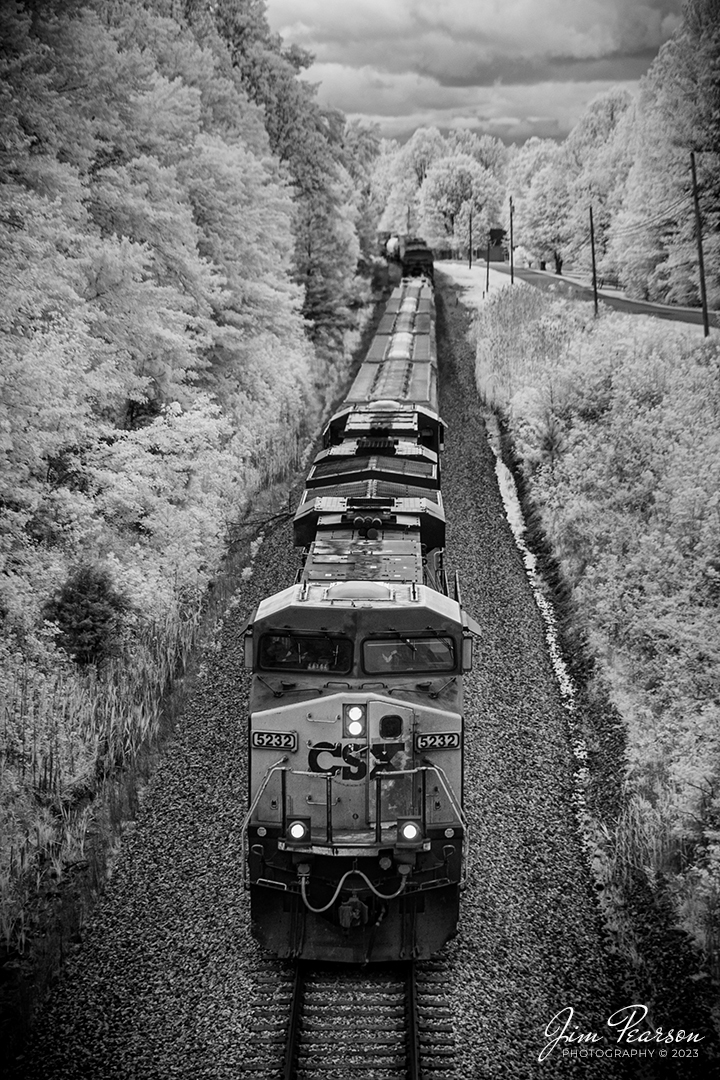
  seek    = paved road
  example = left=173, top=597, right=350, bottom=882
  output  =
left=489, top=263, right=718, bottom=330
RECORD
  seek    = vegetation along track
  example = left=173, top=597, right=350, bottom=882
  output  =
left=14, top=273, right=708, bottom=1079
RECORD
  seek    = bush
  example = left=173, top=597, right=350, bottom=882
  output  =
left=43, top=565, right=131, bottom=666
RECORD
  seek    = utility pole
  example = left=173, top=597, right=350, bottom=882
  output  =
left=589, top=205, right=599, bottom=317
left=486, top=235, right=490, bottom=293
left=509, top=196, right=514, bottom=284
left=468, top=205, right=473, bottom=269
left=690, top=151, right=710, bottom=337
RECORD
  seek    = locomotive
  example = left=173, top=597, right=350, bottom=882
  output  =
left=240, top=251, right=479, bottom=963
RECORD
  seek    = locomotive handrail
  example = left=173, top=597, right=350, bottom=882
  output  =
left=375, top=764, right=470, bottom=881
left=243, top=760, right=469, bottom=886
left=240, top=759, right=288, bottom=887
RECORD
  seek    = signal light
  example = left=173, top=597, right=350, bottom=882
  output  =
left=286, top=816, right=311, bottom=845
left=343, top=704, right=367, bottom=739
left=396, top=816, right=424, bottom=848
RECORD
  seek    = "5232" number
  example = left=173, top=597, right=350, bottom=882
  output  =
left=415, top=731, right=460, bottom=750
left=251, top=730, right=297, bottom=751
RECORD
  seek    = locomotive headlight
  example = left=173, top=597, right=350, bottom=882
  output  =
left=396, top=816, right=424, bottom=848
left=400, top=821, right=420, bottom=842
left=286, top=816, right=311, bottom=844
left=343, top=704, right=367, bottom=739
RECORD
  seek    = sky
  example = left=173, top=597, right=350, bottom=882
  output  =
left=263, top=0, right=684, bottom=144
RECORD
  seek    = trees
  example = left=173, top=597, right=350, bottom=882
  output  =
left=341, top=119, right=382, bottom=263
left=378, top=128, right=447, bottom=235
left=606, top=4, right=720, bottom=304
left=506, top=139, right=563, bottom=270
left=0, top=0, right=323, bottom=647
left=563, top=89, right=633, bottom=280
left=377, top=129, right=506, bottom=250
left=209, top=0, right=371, bottom=345
left=445, top=131, right=509, bottom=182
left=508, top=141, right=571, bottom=273
left=418, top=153, right=502, bottom=252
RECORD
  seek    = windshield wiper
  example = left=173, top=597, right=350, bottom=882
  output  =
left=388, top=676, right=457, bottom=698
left=254, top=674, right=322, bottom=698
left=255, top=674, right=284, bottom=698
left=428, top=676, right=457, bottom=699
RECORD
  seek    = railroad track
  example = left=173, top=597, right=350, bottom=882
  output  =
left=241, top=959, right=457, bottom=1078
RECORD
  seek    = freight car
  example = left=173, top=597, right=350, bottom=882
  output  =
left=241, top=261, right=479, bottom=963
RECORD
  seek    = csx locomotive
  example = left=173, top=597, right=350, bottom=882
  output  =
left=241, top=249, right=480, bottom=962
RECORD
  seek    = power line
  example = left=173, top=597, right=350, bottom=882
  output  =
left=603, top=194, right=694, bottom=240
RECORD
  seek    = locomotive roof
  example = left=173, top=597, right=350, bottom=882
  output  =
left=326, top=401, right=444, bottom=431
left=314, top=441, right=437, bottom=464
left=252, top=581, right=468, bottom=627
left=306, top=453, right=438, bottom=491
left=301, top=532, right=424, bottom=584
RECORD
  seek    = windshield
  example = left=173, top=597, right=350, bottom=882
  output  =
left=259, top=633, right=353, bottom=674
left=363, top=636, right=456, bottom=674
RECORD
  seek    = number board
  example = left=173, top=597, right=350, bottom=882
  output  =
left=415, top=731, right=460, bottom=751
left=251, top=730, right=298, bottom=751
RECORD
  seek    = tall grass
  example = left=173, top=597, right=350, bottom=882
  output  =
left=0, top=603, right=203, bottom=955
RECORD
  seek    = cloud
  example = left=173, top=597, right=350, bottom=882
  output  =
left=313, top=63, right=638, bottom=142
left=264, top=0, right=683, bottom=141
left=267, top=0, right=682, bottom=75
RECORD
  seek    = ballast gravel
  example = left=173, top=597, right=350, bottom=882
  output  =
left=14, top=276, right=655, bottom=1079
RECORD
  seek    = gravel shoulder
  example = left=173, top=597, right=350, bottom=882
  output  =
left=12, top=275, right=706, bottom=1079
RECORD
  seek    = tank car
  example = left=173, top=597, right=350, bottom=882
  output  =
left=241, top=258, right=479, bottom=963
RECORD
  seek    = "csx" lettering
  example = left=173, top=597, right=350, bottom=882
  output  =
left=307, top=742, right=405, bottom=780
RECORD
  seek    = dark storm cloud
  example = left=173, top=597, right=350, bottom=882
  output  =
left=420, top=49, right=664, bottom=90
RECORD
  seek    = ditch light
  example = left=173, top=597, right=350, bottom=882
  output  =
left=395, top=816, right=424, bottom=849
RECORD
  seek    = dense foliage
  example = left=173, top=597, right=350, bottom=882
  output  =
left=474, top=281, right=720, bottom=967
left=0, top=0, right=380, bottom=952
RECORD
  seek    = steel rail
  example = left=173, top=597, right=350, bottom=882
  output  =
left=405, top=961, right=423, bottom=1080
left=283, top=961, right=305, bottom=1080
